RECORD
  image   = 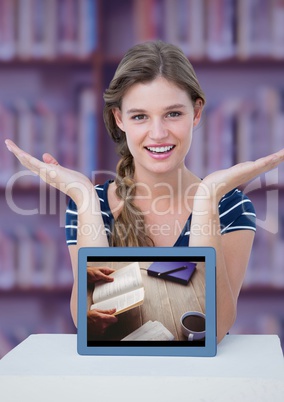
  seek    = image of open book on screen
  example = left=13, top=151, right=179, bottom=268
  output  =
left=90, top=262, right=144, bottom=315
left=78, top=247, right=217, bottom=357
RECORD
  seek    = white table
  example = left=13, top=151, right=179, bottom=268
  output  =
left=0, top=334, right=283, bottom=402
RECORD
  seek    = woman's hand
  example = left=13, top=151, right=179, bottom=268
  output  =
left=190, top=148, right=284, bottom=343
left=87, top=267, right=115, bottom=283
left=87, top=308, right=118, bottom=336
left=87, top=268, right=117, bottom=336
left=195, top=149, right=284, bottom=204
left=5, top=139, right=94, bottom=209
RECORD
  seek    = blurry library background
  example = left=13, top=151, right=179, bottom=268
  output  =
left=0, top=0, right=284, bottom=358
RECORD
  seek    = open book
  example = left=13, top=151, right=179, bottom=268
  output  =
left=90, top=262, right=144, bottom=315
left=121, top=321, right=175, bottom=341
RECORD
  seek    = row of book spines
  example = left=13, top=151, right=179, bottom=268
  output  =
left=131, top=0, right=284, bottom=60
left=0, top=87, right=98, bottom=183
left=0, top=0, right=97, bottom=60
left=186, top=89, right=284, bottom=182
left=0, top=228, right=73, bottom=290
left=1, top=87, right=284, bottom=184
left=0, top=224, right=283, bottom=291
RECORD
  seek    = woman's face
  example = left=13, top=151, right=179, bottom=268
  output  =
left=113, top=76, right=202, bottom=177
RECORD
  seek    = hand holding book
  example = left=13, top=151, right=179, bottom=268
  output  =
left=87, top=267, right=115, bottom=283
left=87, top=308, right=118, bottom=337
left=87, top=267, right=118, bottom=336
left=90, top=262, right=144, bottom=315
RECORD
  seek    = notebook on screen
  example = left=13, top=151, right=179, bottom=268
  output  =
left=77, top=247, right=217, bottom=357
left=147, top=260, right=196, bottom=285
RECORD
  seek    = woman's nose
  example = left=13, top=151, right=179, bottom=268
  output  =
left=148, top=119, right=168, bottom=140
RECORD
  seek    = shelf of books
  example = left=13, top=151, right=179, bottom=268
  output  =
left=1, top=0, right=284, bottom=63
left=0, top=0, right=98, bottom=61
left=1, top=0, right=284, bottom=357
left=100, top=0, right=284, bottom=61
left=0, top=0, right=99, bottom=358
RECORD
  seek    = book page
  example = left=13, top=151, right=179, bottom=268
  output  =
left=90, top=287, right=144, bottom=315
left=92, top=262, right=142, bottom=303
left=122, top=321, right=175, bottom=341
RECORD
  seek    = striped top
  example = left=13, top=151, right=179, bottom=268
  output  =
left=65, top=179, right=256, bottom=246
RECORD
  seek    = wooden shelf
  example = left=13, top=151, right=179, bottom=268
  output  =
left=103, top=54, right=284, bottom=68
left=190, top=57, right=284, bottom=69
left=1, top=183, right=64, bottom=193
left=2, top=183, right=283, bottom=194
left=0, top=54, right=100, bottom=68
left=240, top=286, right=284, bottom=297
left=1, top=285, right=283, bottom=298
left=0, top=287, right=72, bottom=297
left=239, top=184, right=284, bottom=193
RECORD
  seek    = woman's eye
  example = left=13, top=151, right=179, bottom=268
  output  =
left=132, top=114, right=146, bottom=121
left=167, top=111, right=181, bottom=118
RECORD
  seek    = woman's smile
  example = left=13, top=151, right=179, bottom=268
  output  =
left=144, top=144, right=176, bottom=159
left=112, top=76, right=198, bottom=175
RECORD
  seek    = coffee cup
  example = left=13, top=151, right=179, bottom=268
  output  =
left=180, top=311, right=206, bottom=341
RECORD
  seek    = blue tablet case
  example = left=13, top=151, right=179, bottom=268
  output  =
left=77, top=247, right=216, bottom=357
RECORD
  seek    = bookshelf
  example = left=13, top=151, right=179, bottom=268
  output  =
left=1, top=0, right=284, bottom=357
left=0, top=0, right=100, bottom=357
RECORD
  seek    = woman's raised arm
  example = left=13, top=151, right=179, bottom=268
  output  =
left=5, top=139, right=109, bottom=325
left=190, top=149, right=284, bottom=343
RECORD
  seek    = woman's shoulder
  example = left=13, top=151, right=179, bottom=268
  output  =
left=66, top=179, right=114, bottom=213
left=101, top=180, right=124, bottom=219
left=218, top=188, right=256, bottom=233
left=94, top=180, right=116, bottom=215
left=94, top=180, right=111, bottom=201
left=219, top=188, right=255, bottom=212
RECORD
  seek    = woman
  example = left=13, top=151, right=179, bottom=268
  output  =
left=5, top=41, right=284, bottom=342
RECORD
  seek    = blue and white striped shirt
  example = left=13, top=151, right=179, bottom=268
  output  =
left=65, top=180, right=256, bottom=246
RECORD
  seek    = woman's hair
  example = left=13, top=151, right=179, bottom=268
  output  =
left=103, top=40, right=205, bottom=247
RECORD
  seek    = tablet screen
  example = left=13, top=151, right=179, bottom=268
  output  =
left=77, top=247, right=216, bottom=357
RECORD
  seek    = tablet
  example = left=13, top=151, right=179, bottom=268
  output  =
left=77, top=247, right=216, bottom=357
